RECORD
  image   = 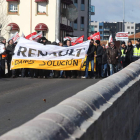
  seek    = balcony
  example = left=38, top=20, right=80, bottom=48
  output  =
left=104, top=33, right=110, bottom=36
left=90, top=5, right=95, bottom=15
left=104, top=28, right=110, bottom=31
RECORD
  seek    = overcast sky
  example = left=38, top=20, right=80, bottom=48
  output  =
left=91, top=0, right=140, bottom=23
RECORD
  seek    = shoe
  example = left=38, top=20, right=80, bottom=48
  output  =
left=81, top=76, right=87, bottom=79
left=12, top=75, right=16, bottom=78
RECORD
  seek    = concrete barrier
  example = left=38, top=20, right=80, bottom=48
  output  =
left=1, top=60, right=140, bottom=140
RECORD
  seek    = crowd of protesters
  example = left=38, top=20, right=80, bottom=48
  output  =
left=0, top=36, right=139, bottom=79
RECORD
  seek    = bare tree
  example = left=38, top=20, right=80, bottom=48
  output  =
left=0, top=0, right=11, bottom=36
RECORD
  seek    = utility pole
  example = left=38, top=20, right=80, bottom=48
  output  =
left=55, top=0, right=60, bottom=41
left=123, top=0, right=125, bottom=32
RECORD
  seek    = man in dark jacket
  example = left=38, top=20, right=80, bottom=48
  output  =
left=101, top=44, right=107, bottom=78
left=82, top=39, right=96, bottom=78
left=121, top=41, right=128, bottom=68
left=6, top=39, right=17, bottom=78
left=95, top=40, right=103, bottom=78
left=107, top=42, right=121, bottom=75
left=125, top=40, right=133, bottom=66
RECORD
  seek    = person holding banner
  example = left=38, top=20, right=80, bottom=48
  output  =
left=6, top=39, right=17, bottom=78
left=0, top=37, right=6, bottom=78
left=65, top=40, right=72, bottom=78
left=82, top=39, right=95, bottom=79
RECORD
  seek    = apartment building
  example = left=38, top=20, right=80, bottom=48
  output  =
left=70, top=0, right=95, bottom=40
left=0, top=0, right=73, bottom=42
left=91, top=21, right=140, bottom=41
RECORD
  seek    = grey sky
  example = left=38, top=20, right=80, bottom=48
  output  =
left=91, top=0, right=140, bottom=23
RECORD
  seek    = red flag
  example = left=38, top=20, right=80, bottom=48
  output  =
left=87, top=32, right=100, bottom=41
left=72, top=35, right=84, bottom=46
left=26, top=32, right=37, bottom=40
left=31, top=32, right=43, bottom=42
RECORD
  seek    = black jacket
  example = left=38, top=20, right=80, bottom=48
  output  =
left=6, top=44, right=16, bottom=61
left=102, top=49, right=107, bottom=64
left=96, top=45, right=103, bottom=64
left=87, top=44, right=96, bottom=58
left=125, top=45, right=133, bottom=62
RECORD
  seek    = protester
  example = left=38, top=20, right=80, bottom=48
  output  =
left=65, top=40, right=71, bottom=78
left=0, top=37, right=6, bottom=78
left=82, top=39, right=96, bottom=79
left=107, top=42, right=121, bottom=75
left=125, top=40, right=133, bottom=66
left=6, top=39, right=17, bottom=78
left=133, top=39, right=140, bottom=62
left=121, top=41, right=128, bottom=68
left=101, top=44, right=107, bottom=78
left=94, top=40, right=103, bottom=79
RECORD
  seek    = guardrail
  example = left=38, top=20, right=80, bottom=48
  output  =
left=1, top=60, right=140, bottom=140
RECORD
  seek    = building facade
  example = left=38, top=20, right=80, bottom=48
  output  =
left=70, top=0, right=95, bottom=40
left=0, top=0, right=73, bottom=42
left=91, top=21, right=140, bottom=41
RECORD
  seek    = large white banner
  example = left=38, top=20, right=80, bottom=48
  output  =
left=115, top=32, right=128, bottom=41
left=11, top=38, right=90, bottom=70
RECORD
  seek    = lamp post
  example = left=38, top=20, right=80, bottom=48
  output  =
left=55, top=0, right=60, bottom=41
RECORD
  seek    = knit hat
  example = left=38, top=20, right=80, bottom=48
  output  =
left=137, top=39, right=140, bottom=42
left=95, top=40, right=100, bottom=45
left=121, top=41, right=125, bottom=45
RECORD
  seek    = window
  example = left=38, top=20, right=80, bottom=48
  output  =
left=81, top=17, right=84, bottom=31
left=128, top=32, right=130, bottom=34
left=8, top=2, right=18, bottom=13
left=74, top=19, right=78, bottom=30
left=74, top=0, right=78, bottom=8
left=94, top=25, right=97, bottom=28
left=81, top=0, right=85, bottom=11
left=131, top=32, right=134, bottom=34
left=127, top=26, right=130, bottom=29
left=137, top=27, right=140, bottom=30
left=131, top=26, right=134, bottom=29
left=99, top=26, right=103, bottom=29
left=100, top=31, right=103, bottom=34
left=37, top=2, right=47, bottom=14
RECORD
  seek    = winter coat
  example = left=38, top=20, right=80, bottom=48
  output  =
left=96, top=45, right=103, bottom=64
left=107, top=46, right=121, bottom=65
left=102, top=49, right=107, bottom=64
left=87, top=44, right=96, bottom=58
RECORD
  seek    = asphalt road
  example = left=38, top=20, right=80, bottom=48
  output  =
left=0, top=78, right=100, bottom=136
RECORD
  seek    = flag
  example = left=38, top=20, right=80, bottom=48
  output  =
left=31, top=32, right=43, bottom=42
left=8, top=32, right=20, bottom=43
left=87, top=32, right=100, bottom=41
left=71, top=35, right=84, bottom=46
left=25, top=32, right=37, bottom=40
left=63, top=37, right=78, bottom=43
left=109, top=35, right=113, bottom=43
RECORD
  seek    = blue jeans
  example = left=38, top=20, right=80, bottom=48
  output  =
left=85, top=57, right=94, bottom=78
left=109, top=64, right=116, bottom=75
left=101, top=64, right=107, bottom=77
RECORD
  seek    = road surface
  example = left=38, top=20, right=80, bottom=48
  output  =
left=0, top=78, right=100, bottom=136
